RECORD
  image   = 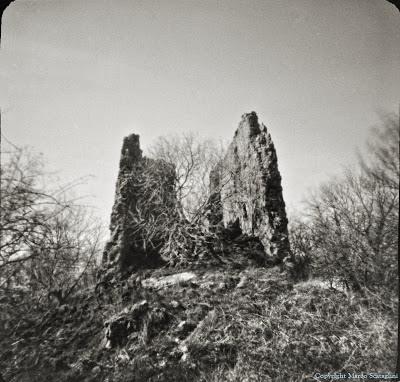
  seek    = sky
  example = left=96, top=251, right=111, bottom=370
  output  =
left=1, top=0, right=399, bottom=225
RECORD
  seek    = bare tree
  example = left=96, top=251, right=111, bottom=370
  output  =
left=299, top=113, right=399, bottom=293
left=126, top=133, right=228, bottom=266
left=0, top=144, right=63, bottom=277
left=27, top=206, right=102, bottom=304
left=360, top=112, right=399, bottom=191
left=148, top=133, right=226, bottom=221
left=0, top=142, right=102, bottom=304
left=287, top=215, right=313, bottom=280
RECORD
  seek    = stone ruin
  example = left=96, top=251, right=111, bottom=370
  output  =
left=102, top=112, right=290, bottom=273
left=209, top=112, right=290, bottom=263
left=102, top=134, right=176, bottom=273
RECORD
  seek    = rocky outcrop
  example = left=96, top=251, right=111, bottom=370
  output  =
left=210, top=112, right=290, bottom=263
left=102, top=134, right=176, bottom=273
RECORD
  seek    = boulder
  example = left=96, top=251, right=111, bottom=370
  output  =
left=103, top=300, right=148, bottom=348
left=141, top=272, right=197, bottom=289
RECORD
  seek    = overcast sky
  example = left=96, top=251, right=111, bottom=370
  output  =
left=1, top=0, right=399, bottom=224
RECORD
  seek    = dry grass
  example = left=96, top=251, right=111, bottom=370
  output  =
left=0, top=265, right=397, bottom=382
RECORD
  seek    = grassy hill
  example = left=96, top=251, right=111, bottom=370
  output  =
left=1, top=261, right=396, bottom=382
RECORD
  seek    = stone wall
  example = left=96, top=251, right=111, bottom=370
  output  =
left=210, top=112, right=290, bottom=262
left=102, top=134, right=175, bottom=273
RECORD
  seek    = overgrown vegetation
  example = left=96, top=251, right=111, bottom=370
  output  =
left=0, top=266, right=396, bottom=382
left=289, top=113, right=399, bottom=301
left=0, top=113, right=398, bottom=381
left=146, top=133, right=227, bottom=266
left=0, top=141, right=101, bottom=305
left=102, top=133, right=227, bottom=270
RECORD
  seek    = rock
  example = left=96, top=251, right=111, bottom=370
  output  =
left=209, top=112, right=291, bottom=262
left=236, top=276, right=247, bottom=289
left=103, top=300, right=149, bottom=348
left=181, top=352, right=189, bottom=362
left=170, top=300, right=181, bottom=308
left=102, top=134, right=176, bottom=273
left=129, top=300, right=149, bottom=318
left=92, top=366, right=101, bottom=375
left=199, top=280, right=215, bottom=289
left=141, top=272, right=197, bottom=289
left=104, top=316, right=130, bottom=348
left=217, top=282, right=226, bottom=290
left=115, top=349, right=130, bottom=364
left=176, top=320, right=197, bottom=338
left=179, top=343, right=189, bottom=355
left=177, top=320, right=187, bottom=329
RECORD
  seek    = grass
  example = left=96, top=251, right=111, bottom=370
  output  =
left=0, top=265, right=397, bottom=382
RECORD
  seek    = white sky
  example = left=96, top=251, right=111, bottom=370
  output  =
left=1, top=0, right=399, bottom=224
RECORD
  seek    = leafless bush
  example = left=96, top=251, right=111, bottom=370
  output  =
left=287, top=216, right=313, bottom=280
left=0, top=141, right=102, bottom=305
left=360, top=112, right=399, bottom=190
left=125, top=133, right=228, bottom=266
left=27, top=206, right=102, bottom=304
left=292, top=113, right=399, bottom=294
left=148, top=133, right=226, bottom=221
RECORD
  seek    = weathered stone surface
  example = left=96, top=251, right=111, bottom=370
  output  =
left=210, top=112, right=290, bottom=262
left=103, top=300, right=148, bottom=348
left=102, top=134, right=175, bottom=273
left=141, top=272, right=197, bottom=289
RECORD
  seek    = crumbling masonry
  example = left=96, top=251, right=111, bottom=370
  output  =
left=209, top=112, right=290, bottom=262
left=103, top=112, right=290, bottom=273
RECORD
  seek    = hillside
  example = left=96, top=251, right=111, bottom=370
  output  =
left=1, top=258, right=396, bottom=382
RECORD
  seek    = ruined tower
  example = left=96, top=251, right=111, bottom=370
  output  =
left=210, top=112, right=290, bottom=262
left=102, top=134, right=175, bottom=273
